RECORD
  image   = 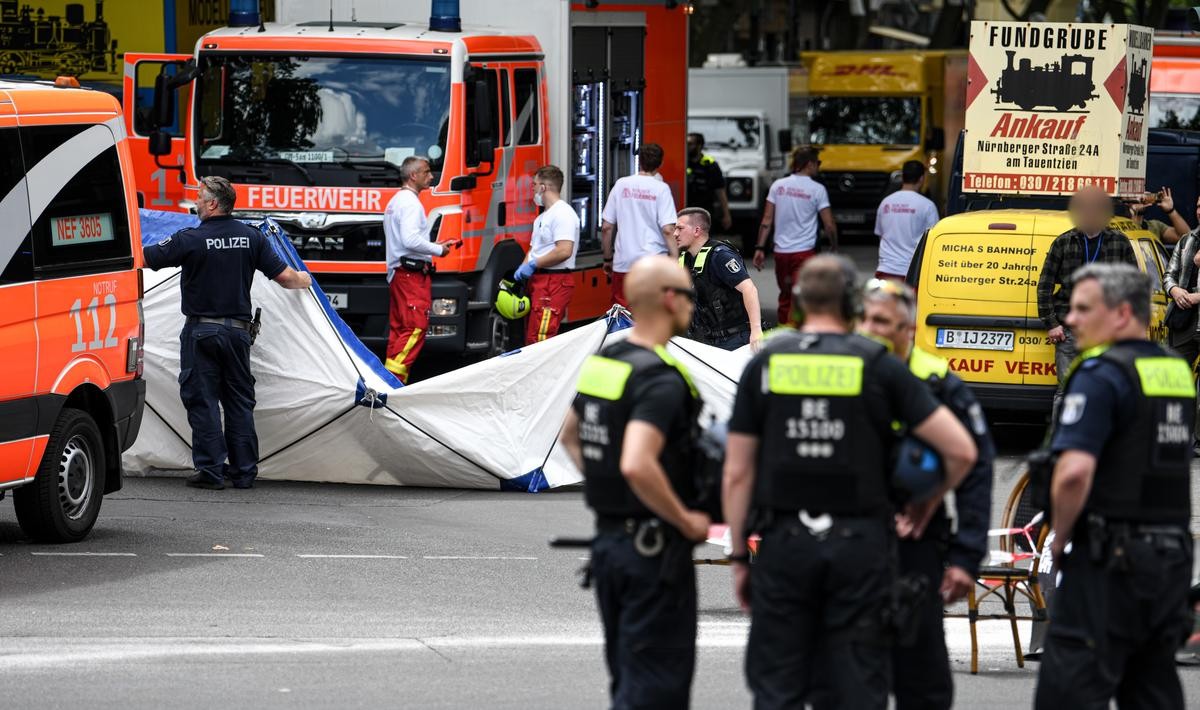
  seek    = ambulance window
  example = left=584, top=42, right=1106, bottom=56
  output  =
left=499, top=70, right=512, bottom=147
left=23, top=125, right=133, bottom=277
left=0, top=127, right=32, bottom=284
left=514, top=69, right=539, bottom=146
left=134, top=61, right=186, bottom=138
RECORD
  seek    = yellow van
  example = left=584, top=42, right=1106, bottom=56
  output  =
left=909, top=211, right=1168, bottom=411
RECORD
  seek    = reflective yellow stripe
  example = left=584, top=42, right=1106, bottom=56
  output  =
left=653, top=345, right=699, bottom=398
left=908, top=346, right=949, bottom=380
left=1134, top=357, right=1195, bottom=397
left=577, top=356, right=633, bottom=400
left=537, top=308, right=552, bottom=342
left=768, top=353, right=864, bottom=396
left=693, top=245, right=712, bottom=273
left=385, top=328, right=423, bottom=382
left=1066, top=344, right=1111, bottom=379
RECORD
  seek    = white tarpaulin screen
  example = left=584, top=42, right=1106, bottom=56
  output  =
left=126, top=210, right=752, bottom=491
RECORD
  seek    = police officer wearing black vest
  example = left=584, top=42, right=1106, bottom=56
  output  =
left=1034, top=263, right=1194, bottom=710
left=859, top=279, right=994, bottom=709
left=143, top=176, right=311, bottom=490
left=560, top=255, right=712, bottom=710
left=722, top=255, right=978, bottom=709
left=675, top=207, right=763, bottom=351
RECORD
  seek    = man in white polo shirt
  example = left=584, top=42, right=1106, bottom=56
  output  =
left=754, top=146, right=837, bottom=326
left=514, top=164, right=579, bottom=343
left=875, top=160, right=939, bottom=281
left=601, top=143, right=679, bottom=306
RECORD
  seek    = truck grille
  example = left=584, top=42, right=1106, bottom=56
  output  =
left=818, top=172, right=890, bottom=196
left=279, top=222, right=386, bottom=262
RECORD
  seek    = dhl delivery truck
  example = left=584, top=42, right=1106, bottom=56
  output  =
left=796, top=50, right=966, bottom=233
left=0, top=77, right=145, bottom=542
left=129, top=0, right=688, bottom=357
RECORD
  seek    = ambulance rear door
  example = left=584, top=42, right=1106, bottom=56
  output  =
left=122, top=53, right=191, bottom=212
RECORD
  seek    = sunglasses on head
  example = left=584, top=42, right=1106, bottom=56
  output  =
left=865, top=278, right=915, bottom=305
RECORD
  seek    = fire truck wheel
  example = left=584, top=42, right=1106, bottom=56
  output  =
left=14, top=408, right=106, bottom=544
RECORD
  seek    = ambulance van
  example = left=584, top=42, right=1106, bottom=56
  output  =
left=909, top=210, right=1168, bottom=412
left=0, top=78, right=146, bottom=542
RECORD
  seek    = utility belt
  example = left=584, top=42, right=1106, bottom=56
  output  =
left=697, top=323, right=748, bottom=341
left=596, top=515, right=673, bottom=557
left=398, top=256, right=435, bottom=275
left=755, top=507, right=888, bottom=534
left=1077, top=513, right=1190, bottom=570
left=187, top=315, right=250, bottom=331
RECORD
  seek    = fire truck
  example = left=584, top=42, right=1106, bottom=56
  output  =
left=127, top=0, right=688, bottom=357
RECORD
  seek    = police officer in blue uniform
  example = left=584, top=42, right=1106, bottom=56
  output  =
left=143, top=176, right=311, bottom=490
left=860, top=278, right=994, bottom=709
left=675, top=207, right=763, bottom=350
left=1034, top=263, right=1194, bottom=710
left=560, top=255, right=712, bottom=710
left=722, top=256, right=978, bottom=709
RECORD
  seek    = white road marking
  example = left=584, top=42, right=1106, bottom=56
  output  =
left=164, top=553, right=265, bottom=558
left=296, top=554, right=409, bottom=559
left=29, top=552, right=137, bottom=557
left=422, top=556, right=537, bottom=560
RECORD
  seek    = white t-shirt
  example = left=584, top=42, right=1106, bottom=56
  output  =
left=602, top=174, right=678, bottom=273
left=766, top=174, right=830, bottom=253
left=875, top=189, right=939, bottom=276
left=383, top=189, right=441, bottom=278
left=529, top=199, right=580, bottom=270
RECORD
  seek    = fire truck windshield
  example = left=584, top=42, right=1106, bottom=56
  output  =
left=194, top=54, right=451, bottom=187
left=1149, top=94, right=1200, bottom=131
left=807, top=97, right=921, bottom=146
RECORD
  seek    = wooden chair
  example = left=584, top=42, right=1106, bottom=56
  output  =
left=946, top=471, right=1049, bottom=674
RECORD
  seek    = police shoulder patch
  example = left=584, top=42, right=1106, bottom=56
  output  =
left=156, top=236, right=172, bottom=246
left=967, top=403, right=988, bottom=436
left=725, top=258, right=742, bottom=274
left=1060, top=393, right=1087, bottom=426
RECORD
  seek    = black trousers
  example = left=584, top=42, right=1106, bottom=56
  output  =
left=1034, top=532, right=1193, bottom=710
left=591, top=531, right=697, bottom=710
left=746, top=516, right=892, bottom=710
left=178, top=322, right=258, bottom=485
left=892, top=537, right=953, bottom=710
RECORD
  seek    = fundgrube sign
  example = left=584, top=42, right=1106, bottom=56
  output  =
left=963, top=21, right=1153, bottom=198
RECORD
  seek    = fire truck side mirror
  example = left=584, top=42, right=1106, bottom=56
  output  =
left=152, top=73, right=174, bottom=131
left=148, top=131, right=172, bottom=157
left=778, top=129, right=793, bottom=154
left=927, top=128, right=945, bottom=152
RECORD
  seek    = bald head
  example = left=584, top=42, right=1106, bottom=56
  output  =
left=624, top=255, right=695, bottom=338
left=1069, top=185, right=1114, bottom=235
left=794, top=255, right=857, bottom=321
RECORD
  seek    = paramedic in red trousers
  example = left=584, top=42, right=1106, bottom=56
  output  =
left=601, top=143, right=679, bottom=307
left=754, top=146, right=838, bottom=326
left=383, top=156, right=458, bottom=383
left=513, top=165, right=579, bottom=342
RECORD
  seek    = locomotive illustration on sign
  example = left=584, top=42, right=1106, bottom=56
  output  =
left=0, top=0, right=114, bottom=77
left=991, top=50, right=1098, bottom=111
left=1127, top=56, right=1148, bottom=115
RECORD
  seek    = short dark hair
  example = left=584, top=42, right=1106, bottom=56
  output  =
left=687, top=132, right=705, bottom=147
left=639, top=143, right=664, bottom=172
left=533, top=165, right=564, bottom=192
left=795, top=255, right=857, bottom=319
left=677, top=207, right=711, bottom=232
left=792, top=146, right=819, bottom=172
left=199, top=176, right=236, bottom=214
left=901, top=160, right=926, bottom=184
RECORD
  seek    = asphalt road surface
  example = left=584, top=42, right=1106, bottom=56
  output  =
left=2, top=429, right=1198, bottom=708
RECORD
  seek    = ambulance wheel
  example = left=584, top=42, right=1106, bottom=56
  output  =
left=14, top=408, right=105, bottom=543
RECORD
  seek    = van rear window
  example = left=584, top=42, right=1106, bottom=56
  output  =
left=925, top=232, right=1039, bottom=301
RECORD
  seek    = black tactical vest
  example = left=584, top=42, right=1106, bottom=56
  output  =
left=751, top=331, right=894, bottom=515
left=574, top=342, right=700, bottom=517
left=1067, top=343, right=1194, bottom=525
left=680, top=243, right=748, bottom=342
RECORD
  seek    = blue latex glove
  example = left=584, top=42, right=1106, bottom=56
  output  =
left=515, top=260, right=537, bottom=281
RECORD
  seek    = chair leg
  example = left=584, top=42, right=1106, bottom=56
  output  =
left=969, top=585, right=979, bottom=675
left=1005, top=582, right=1025, bottom=668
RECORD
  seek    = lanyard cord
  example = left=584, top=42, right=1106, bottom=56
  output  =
left=1082, top=233, right=1103, bottom=264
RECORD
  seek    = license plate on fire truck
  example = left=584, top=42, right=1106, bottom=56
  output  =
left=935, top=328, right=1014, bottom=352
left=326, top=292, right=349, bottom=310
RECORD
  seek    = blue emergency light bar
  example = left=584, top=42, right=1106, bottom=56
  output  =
left=430, top=0, right=462, bottom=32
left=228, top=0, right=261, bottom=28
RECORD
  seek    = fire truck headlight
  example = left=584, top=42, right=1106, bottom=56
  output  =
left=431, top=298, right=459, bottom=316
left=727, top=178, right=752, bottom=199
